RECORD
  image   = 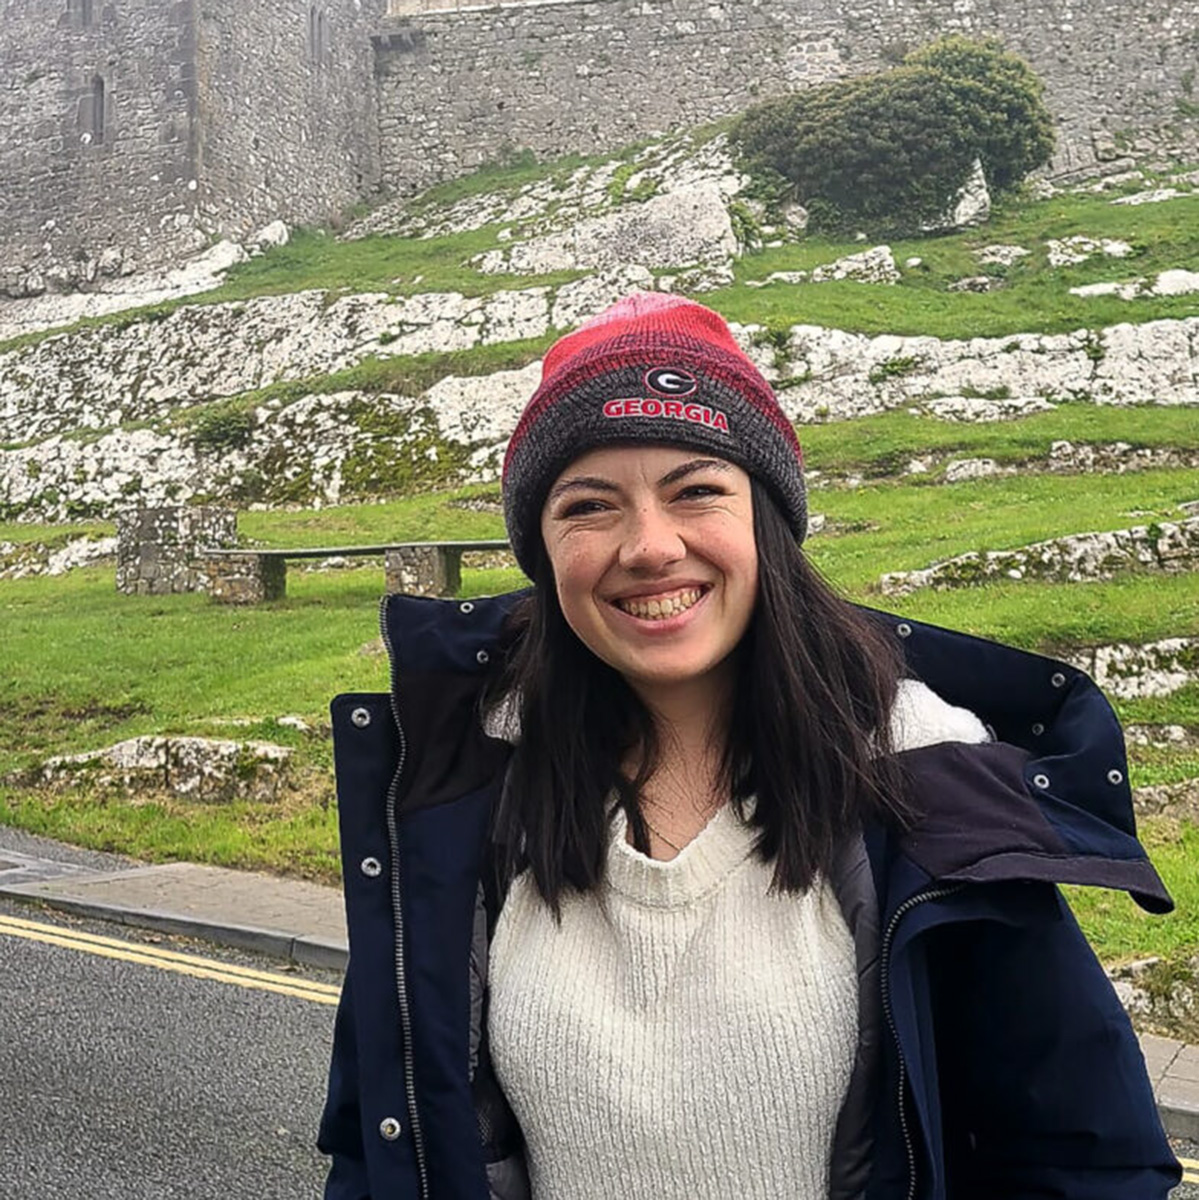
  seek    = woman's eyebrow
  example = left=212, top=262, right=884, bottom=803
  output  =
left=547, top=475, right=619, bottom=502
left=658, top=459, right=733, bottom=487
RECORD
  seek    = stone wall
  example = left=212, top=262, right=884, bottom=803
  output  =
left=193, top=0, right=385, bottom=240
left=0, top=0, right=201, bottom=294
left=116, top=504, right=237, bottom=595
left=374, top=0, right=1199, bottom=195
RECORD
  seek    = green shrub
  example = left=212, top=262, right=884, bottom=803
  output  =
left=904, top=36, right=1055, bottom=192
left=730, top=36, right=1054, bottom=232
left=189, top=405, right=255, bottom=453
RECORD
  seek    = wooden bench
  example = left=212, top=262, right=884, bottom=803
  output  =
left=200, top=540, right=511, bottom=604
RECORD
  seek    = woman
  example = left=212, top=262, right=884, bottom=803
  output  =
left=319, top=293, right=1181, bottom=1199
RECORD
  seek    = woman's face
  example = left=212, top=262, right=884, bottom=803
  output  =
left=539, top=444, right=758, bottom=707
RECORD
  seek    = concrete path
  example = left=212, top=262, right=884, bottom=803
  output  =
left=0, top=832, right=1195, bottom=1141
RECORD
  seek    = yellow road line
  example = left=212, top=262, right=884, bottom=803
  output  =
left=1181, top=1158, right=1199, bottom=1170
left=0, top=914, right=340, bottom=1005
left=0, top=912, right=341, bottom=991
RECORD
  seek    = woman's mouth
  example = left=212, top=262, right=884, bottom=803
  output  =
left=613, top=586, right=706, bottom=621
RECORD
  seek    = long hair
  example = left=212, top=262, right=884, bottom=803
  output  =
left=490, top=478, right=909, bottom=913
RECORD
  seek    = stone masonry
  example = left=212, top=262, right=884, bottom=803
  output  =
left=385, top=545, right=460, bottom=596
left=206, top=553, right=288, bottom=605
left=373, top=0, right=1199, bottom=196
left=116, top=504, right=237, bottom=595
left=1, top=0, right=385, bottom=291
left=3, top=0, right=1197, bottom=288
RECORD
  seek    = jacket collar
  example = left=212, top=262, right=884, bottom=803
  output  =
left=380, top=591, right=1171, bottom=911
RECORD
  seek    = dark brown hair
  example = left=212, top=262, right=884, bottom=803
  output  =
left=491, top=478, right=909, bottom=912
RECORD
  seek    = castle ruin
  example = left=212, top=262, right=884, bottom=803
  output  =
left=3, top=0, right=1196, bottom=294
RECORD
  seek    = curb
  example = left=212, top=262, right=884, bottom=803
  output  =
left=5, top=886, right=1195, bottom=1141
left=1162, top=1097, right=1199, bottom=1142
left=2, top=888, right=349, bottom=973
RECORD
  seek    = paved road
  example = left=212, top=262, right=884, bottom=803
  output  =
left=1174, top=1138, right=1199, bottom=1198
left=0, top=897, right=339, bottom=1199
left=1, top=889, right=1195, bottom=1198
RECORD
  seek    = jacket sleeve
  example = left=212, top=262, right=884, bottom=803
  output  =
left=318, top=974, right=373, bottom=1200
left=928, top=888, right=1181, bottom=1200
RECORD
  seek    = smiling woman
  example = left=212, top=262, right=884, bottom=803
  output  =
left=540, top=448, right=759, bottom=702
left=318, top=293, right=1181, bottom=1200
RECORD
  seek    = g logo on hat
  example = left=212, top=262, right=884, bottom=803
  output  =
left=645, top=367, right=698, bottom=398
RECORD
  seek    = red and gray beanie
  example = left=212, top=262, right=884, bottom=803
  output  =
left=501, top=291, right=806, bottom=575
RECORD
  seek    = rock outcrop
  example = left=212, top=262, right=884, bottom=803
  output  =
left=880, top=517, right=1199, bottom=596
left=28, top=737, right=293, bottom=803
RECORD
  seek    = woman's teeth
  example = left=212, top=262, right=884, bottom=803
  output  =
left=617, top=588, right=703, bottom=621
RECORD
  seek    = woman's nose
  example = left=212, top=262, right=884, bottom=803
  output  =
left=618, top=504, right=685, bottom=572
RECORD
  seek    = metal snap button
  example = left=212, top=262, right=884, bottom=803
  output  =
left=476, top=649, right=490, bottom=665
left=896, top=623, right=912, bottom=638
left=378, top=1117, right=402, bottom=1141
left=459, top=601, right=474, bottom=614
left=351, top=706, right=371, bottom=728
left=1107, top=769, right=1124, bottom=785
left=360, top=857, right=382, bottom=878
left=1031, top=722, right=1045, bottom=736
left=1050, top=672, right=1066, bottom=688
left=1032, top=773, right=1050, bottom=789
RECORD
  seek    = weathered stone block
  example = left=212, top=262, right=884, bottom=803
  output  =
left=206, top=553, right=287, bottom=604
left=29, top=736, right=292, bottom=803
left=385, top=545, right=460, bottom=596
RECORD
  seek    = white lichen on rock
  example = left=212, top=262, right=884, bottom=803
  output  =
left=880, top=517, right=1199, bottom=596
left=30, top=736, right=293, bottom=803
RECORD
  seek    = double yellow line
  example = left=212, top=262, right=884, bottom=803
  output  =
left=1181, top=1156, right=1199, bottom=1185
left=0, top=912, right=341, bottom=1006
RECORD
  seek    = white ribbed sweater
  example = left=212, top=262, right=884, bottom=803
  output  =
left=488, top=680, right=989, bottom=1200
left=490, top=805, right=856, bottom=1199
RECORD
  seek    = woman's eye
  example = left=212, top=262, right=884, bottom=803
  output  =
left=675, top=484, right=722, bottom=501
left=560, top=499, right=608, bottom=518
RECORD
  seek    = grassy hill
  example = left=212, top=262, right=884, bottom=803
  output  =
left=2, top=135, right=1197, bottom=986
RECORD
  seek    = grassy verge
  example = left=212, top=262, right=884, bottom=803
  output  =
left=0, top=779, right=341, bottom=883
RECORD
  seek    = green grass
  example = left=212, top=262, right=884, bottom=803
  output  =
left=712, top=187, right=1199, bottom=337
left=209, top=227, right=586, bottom=303
left=800, top=404, right=1199, bottom=477
left=0, top=520, right=115, bottom=546
left=809, top=465, right=1199, bottom=587
left=0, top=231, right=578, bottom=358
left=0, top=783, right=342, bottom=882
left=1068, top=817, right=1199, bottom=963
left=4, top=154, right=1197, bottom=359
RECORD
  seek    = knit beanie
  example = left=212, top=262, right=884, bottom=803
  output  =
left=501, top=292, right=806, bottom=576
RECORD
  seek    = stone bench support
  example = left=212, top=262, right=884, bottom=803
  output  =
left=384, top=545, right=463, bottom=597
left=200, top=539, right=508, bottom=603
left=206, top=553, right=287, bottom=605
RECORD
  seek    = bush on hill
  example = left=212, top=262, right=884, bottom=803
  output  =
left=730, top=36, right=1055, bottom=233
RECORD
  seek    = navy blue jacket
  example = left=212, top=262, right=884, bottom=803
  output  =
left=319, top=590, right=1182, bottom=1200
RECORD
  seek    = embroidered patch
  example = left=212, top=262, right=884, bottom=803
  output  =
left=644, top=367, right=698, bottom=398
left=601, top=396, right=730, bottom=433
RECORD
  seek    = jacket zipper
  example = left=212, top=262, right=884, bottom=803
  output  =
left=378, top=594, right=431, bottom=1200
left=879, top=883, right=964, bottom=1200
